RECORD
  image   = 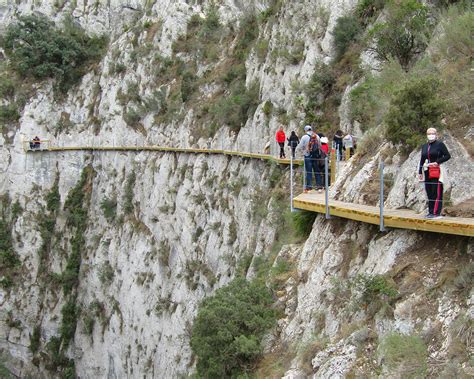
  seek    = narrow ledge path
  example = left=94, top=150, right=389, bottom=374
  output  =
left=25, top=144, right=473, bottom=237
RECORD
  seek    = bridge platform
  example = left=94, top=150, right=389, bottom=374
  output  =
left=293, top=193, right=474, bottom=237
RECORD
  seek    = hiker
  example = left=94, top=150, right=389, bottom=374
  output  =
left=276, top=127, right=286, bottom=158
left=317, top=136, right=330, bottom=186
left=418, top=128, right=451, bottom=219
left=297, top=125, right=323, bottom=193
left=343, top=133, right=355, bottom=158
left=30, top=136, right=41, bottom=150
left=333, top=130, right=343, bottom=160
left=287, top=131, right=299, bottom=159
left=320, top=136, right=329, bottom=155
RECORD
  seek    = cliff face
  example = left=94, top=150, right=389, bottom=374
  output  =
left=0, top=1, right=472, bottom=378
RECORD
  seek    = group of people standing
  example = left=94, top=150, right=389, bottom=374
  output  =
left=276, top=127, right=355, bottom=160
left=276, top=125, right=452, bottom=218
left=275, top=126, right=355, bottom=193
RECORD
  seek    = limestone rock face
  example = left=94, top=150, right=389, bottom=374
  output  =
left=0, top=0, right=473, bottom=378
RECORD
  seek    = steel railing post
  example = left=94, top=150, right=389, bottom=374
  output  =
left=325, top=156, right=330, bottom=219
left=303, top=157, right=306, bottom=191
left=380, top=159, right=386, bottom=232
left=290, top=153, right=294, bottom=212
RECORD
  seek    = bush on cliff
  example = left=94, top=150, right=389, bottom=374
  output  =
left=2, top=15, right=107, bottom=93
left=190, top=277, right=276, bottom=377
left=385, top=76, right=445, bottom=151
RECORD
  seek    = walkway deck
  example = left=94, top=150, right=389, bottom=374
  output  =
left=25, top=143, right=472, bottom=237
left=43, top=145, right=304, bottom=165
left=293, top=193, right=474, bottom=237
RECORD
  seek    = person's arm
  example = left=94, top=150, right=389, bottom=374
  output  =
left=436, top=142, right=451, bottom=165
left=297, top=135, right=306, bottom=151
left=418, top=145, right=425, bottom=175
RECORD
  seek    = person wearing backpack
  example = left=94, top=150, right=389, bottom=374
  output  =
left=275, top=127, right=287, bottom=158
left=297, top=126, right=324, bottom=193
left=418, top=128, right=451, bottom=219
left=287, top=131, right=299, bottom=159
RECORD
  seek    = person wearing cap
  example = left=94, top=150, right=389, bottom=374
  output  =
left=297, top=125, right=316, bottom=193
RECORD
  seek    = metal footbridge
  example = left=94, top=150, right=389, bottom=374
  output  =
left=23, top=140, right=474, bottom=237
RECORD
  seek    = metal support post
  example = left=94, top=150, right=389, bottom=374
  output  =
left=303, top=157, right=306, bottom=191
left=330, top=148, right=336, bottom=185
left=325, top=157, right=330, bottom=219
left=290, top=153, right=294, bottom=212
left=379, top=160, right=386, bottom=232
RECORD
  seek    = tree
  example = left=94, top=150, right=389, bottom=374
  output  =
left=367, top=0, right=431, bottom=71
left=332, top=16, right=362, bottom=60
left=190, top=278, right=276, bottom=378
left=385, top=76, right=445, bottom=150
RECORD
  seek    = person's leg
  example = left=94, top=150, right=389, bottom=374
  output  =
left=433, top=181, right=443, bottom=216
left=315, top=161, right=323, bottom=188
left=304, top=156, right=312, bottom=190
left=278, top=142, right=284, bottom=158
left=425, top=176, right=436, bottom=215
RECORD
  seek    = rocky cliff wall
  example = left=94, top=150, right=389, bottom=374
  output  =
left=0, top=0, right=472, bottom=378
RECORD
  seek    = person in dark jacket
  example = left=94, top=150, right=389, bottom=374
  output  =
left=418, top=128, right=451, bottom=218
left=287, top=131, right=299, bottom=159
left=333, top=130, right=343, bottom=160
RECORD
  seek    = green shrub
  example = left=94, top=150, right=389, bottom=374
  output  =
left=349, top=77, right=381, bottom=131
left=233, top=15, right=259, bottom=61
left=99, top=261, right=114, bottom=285
left=0, top=76, right=15, bottom=98
left=100, top=197, right=117, bottom=221
left=46, top=178, right=61, bottom=213
left=0, top=277, right=14, bottom=288
left=305, top=62, right=335, bottom=109
left=60, top=299, right=78, bottom=345
left=262, top=100, right=273, bottom=116
left=2, top=15, right=107, bottom=92
left=385, top=76, right=445, bottom=151
left=0, top=104, right=20, bottom=123
left=181, top=70, right=197, bottom=102
left=356, top=0, right=387, bottom=22
left=332, top=16, right=362, bottom=60
left=123, top=172, right=136, bottom=215
left=190, top=278, right=276, bottom=377
left=378, top=333, right=428, bottom=377
left=292, top=210, right=317, bottom=238
left=352, top=274, right=398, bottom=306
left=0, top=220, right=19, bottom=268
left=29, top=325, right=41, bottom=353
left=0, top=357, right=13, bottom=379
left=210, top=81, right=259, bottom=133
left=430, top=5, right=473, bottom=130
left=367, top=0, right=430, bottom=70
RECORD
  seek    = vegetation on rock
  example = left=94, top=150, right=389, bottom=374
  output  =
left=190, top=277, right=276, bottom=378
left=2, top=15, right=107, bottom=93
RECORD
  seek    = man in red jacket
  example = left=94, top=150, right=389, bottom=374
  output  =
left=276, top=127, right=286, bottom=158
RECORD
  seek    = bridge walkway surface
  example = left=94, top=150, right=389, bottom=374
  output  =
left=293, top=193, right=474, bottom=237
left=24, top=143, right=473, bottom=237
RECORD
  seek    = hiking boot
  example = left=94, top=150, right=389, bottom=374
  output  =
left=432, top=215, right=443, bottom=219
left=304, top=189, right=311, bottom=193
left=425, top=214, right=435, bottom=219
